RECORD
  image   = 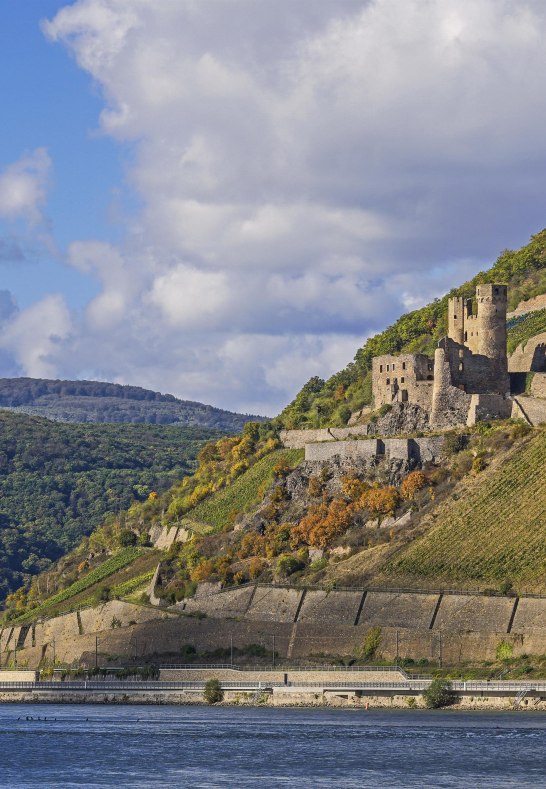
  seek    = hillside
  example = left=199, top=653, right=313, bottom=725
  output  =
left=277, top=228, right=546, bottom=429
left=0, top=378, right=264, bottom=431
left=377, top=430, right=546, bottom=591
left=0, top=411, right=223, bottom=601
left=4, top=228, right=546, bottom=624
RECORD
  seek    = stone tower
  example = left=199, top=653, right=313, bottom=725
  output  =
left=448, top=296, right=470, bottom=346
left=475, top=283, right=507, bottom=365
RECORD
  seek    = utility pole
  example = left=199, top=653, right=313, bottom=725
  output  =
left=230, top=635, right=233, bottom=667
left=272, top=635, right=276, bottom=669
left=438, top=632, right=442, bottom=668
left=396, top=630, right=399, bottom=664
left=95, top=636, right=98, bottom=669
left=52, top=639, right=56, bottom=666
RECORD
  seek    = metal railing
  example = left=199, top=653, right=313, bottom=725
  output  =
left=1, top=679, right=545, bottom=693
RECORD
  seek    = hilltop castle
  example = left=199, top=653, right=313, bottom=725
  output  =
left=372, top=284, right=512, bottom=427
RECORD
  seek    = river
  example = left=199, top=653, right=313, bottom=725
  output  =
left=0, top=704, right=544, bottom=788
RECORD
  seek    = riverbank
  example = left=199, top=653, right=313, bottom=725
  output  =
left=1, top=689, right=544, bottom=710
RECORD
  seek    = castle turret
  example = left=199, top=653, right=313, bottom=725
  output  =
left=447, top=297, right=465, bottom=345
left=476, top=284, right=508, bottom=368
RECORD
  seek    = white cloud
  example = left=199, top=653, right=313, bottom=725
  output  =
left=0, top=149, right=51, bottom=224
left=20, top=0, right=546, bottom=413
left=0, top=295, right=73, bottom=378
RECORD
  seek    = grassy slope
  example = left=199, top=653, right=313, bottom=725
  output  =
left=376, top=430, right=546, bottom=592
left=183, top=448, right=304, bottom=531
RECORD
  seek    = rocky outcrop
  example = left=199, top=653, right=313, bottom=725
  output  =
left=366, top=403, right=430, bottom=435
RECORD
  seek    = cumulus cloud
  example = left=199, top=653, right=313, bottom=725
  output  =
left=0, top=294, right=72, bottom=379
left=0, top=149, right=51, bottom=224
left=27, top=0, right=546, bottom=413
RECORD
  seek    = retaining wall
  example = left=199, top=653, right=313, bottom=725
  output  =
left=432, top=595, right=516, bottom=633
left=245, top=587, right=303, bottom=622
left=5, top=584, right=546, bottom=669
left=297, top=590, right=364, bottom=626
left=359, top=592, right=440, bottom=630
left=280, top=427, right=369, bottom=449
left=304, top=436, right=445, bottom=463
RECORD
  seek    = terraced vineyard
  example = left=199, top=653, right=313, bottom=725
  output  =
left=11, top=547, right=146, bottom=624
left=381, top=430, right=546, bottom=592
left=507, top=308, right=546, bottom=353
left=183, top=448, right=304, bottom=532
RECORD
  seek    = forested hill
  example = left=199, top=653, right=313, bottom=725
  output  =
left=0, top=378, right=264, bottom=431
left=0, top=411, right=224, bottom=600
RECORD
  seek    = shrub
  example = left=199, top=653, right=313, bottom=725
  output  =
left=203, top=678, right=224, bottom=704
left=499, top=579, right=514, bottom=596
left=423, top=678, right=454, bottom=709
left=472, top=456, right=486, bottom=474
left=378, top=404, right=392, bottom=417
left=118, top=529, right=137, bottom=547
left=400, top=471, right=427, bottom=500
left=361, top=486, right=400, bottom=516
left=443, top=433, right=467, bottom=455
left=248, top=556, right=267, bottom=579
left=307, top=476, right=323, bottom=498
left=361, top=626, right=382, bottom=660
left=276, top=554, right=303, bottom=577
left=496, top=640, right=514, bottom=661
left=292, top=498, right=355, bottom=549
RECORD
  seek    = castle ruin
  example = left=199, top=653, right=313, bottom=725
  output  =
left=372, top=284, right=512, bottom=427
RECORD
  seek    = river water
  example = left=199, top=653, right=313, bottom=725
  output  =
left=0, top=704, right=544, bottom=788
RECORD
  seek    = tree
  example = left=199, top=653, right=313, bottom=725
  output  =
left=423, top=678, right=454, bottom=709
left=203, top=678, right=224, bottom=704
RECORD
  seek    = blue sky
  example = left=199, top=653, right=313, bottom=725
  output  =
left=0, top=0, right=118, bottom=308
left=0, top=1, right=545, bottom=415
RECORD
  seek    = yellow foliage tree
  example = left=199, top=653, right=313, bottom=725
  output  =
left=400, top=470, right=427, bottom=500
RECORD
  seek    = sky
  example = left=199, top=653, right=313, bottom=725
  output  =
left=0, top=1, right=546, bottom=416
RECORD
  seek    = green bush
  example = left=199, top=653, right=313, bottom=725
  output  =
left=119, top=529, right=137, bottom=547
left=361, top=626, right=382, bottom=660
left=203, top=678, right=224, bottom=704
left=276, top=554, right=303, bottom=577
left=423, top=678, right=454, bottom=709
left=496, top=640, right=514, bottom=661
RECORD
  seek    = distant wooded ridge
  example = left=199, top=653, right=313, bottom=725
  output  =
left=0, top=378, right=265, bottom=431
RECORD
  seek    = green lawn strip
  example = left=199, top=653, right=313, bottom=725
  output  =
left=184, top=448, right=304, bottom=531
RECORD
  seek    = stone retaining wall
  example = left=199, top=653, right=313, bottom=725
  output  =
left=5, top=586, right=546, bottom=669
left=304, top=436, right=445, bottom=463
left=359, top=592, right=439, bottom=630
left=280, top=427, right=369, bottom=449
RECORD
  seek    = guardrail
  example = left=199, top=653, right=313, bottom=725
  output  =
left=185, top=580, right=546, bottom=600
left=1, top=680, right=545, bottom=693
left=158, top=664, right=416, bottom=674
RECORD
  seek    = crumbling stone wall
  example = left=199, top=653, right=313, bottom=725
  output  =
left=530, top=373, right=546, bottom=398
left=372, top=354, right=434, bottom=409
left=508, top=332, right=546, bottom=373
